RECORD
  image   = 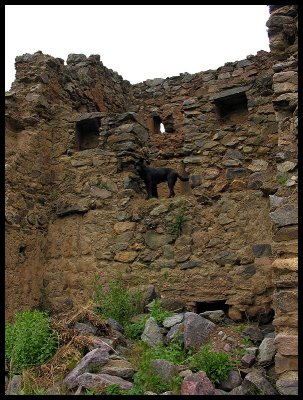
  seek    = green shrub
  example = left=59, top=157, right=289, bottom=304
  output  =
left=20, top=387, right=46, bottom=395
left=126, top=339, right=187, bottom=394
left=84, top=387, right=101, bottom=395
left=92, top=277, right=144, bottom=328
left=105, top=384, right=124, bottom=395
left=124, top=298, right=173, bottom=340
left=124, top=316, right=147, bottom=340
left=124, top=299, right=173, bottom=340
left=128, top=344, right=170, bottom=394
left=5, top=309, right=58, bottom=373
left=189, top=344, right=233, bottom=384
left=148, top=299, right=173, bottom=325
left=152, top=338, right=189, bottom=365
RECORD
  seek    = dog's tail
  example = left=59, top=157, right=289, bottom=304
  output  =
left=177, top=174, right=189, bottom=182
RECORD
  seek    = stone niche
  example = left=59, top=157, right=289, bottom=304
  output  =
left=75, top=114, right=101, bottom=150
left=211, top=86, right=249, bottom=122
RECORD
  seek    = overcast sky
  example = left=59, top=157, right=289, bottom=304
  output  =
left=5, top=5, right=270, bottom=91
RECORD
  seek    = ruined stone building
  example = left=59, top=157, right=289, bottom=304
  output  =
left=5, top=5, right=297, bottom=382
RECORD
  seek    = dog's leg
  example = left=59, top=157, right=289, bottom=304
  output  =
left=152, top=184, right=158, bottom=198
left=168, top=174, right=177, bottom=197
left=146, top=182, right=154, bottom=198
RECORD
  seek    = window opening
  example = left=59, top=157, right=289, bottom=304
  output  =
left=153, top=115, right=162, bottom=134
left=211, top=86, right=249, bottom=122
left=215, top=92, right=248, bottom=118
left=76, top=117, right=100, bottom=150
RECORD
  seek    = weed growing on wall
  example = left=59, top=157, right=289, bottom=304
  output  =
left=92, top=276, right=144, bottom=328
left=276, top=173, right=288, bottom=185
left=169, top=213, right=186, bottom=237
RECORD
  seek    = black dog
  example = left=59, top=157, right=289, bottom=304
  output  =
left=134, top=158, right=189, bottom=198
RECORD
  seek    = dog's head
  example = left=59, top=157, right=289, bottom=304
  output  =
left=134, top=157, right=147, bottom=173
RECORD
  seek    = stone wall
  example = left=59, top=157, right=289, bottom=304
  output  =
left=5, top=52, right=132, bottom=318
left=266, top=4, right=298, bottom=385
left=5, top=5, right=297, bottom=381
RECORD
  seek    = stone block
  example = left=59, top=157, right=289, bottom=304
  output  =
left=274, top=334, right=298, bottom=356
left=275, top=354, right=298, bottom=374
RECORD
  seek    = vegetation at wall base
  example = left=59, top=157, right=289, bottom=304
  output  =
left=5, top=309, right=58, bottom=374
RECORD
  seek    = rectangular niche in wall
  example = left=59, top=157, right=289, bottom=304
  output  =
left=211, top=85, right=250, bottom=121
left=76, top=117, right=100, bottom=150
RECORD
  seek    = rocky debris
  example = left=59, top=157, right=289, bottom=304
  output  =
left=183, top=312, right=216, bottom=349
left=181, top=371, right=215, bottom=395
left=241, top=353, right=256, bottom=367
left=5, top=375, right=22, bottom=395
left=56, top=201, right=92, bottom=217
left=107, top=318, right=124, bottom=333
left=74, top=321, right=98, bottom=335
left=150, top=359, right=178, bottom=382
left=166, top=322, right=184, bottom=343
left=99, top=358, right=136, bottom=379
left=63, top=348, right=110, bottom=389
left=76, top=372, right=133, bottom=392
left=241, top=370, right=278, bottom=395
left=162, top=313, right=184, bottom=328
left=6, top=306, right=289, bottom=395
left=257, top=337, right=276, bottom=366
left=141, top=317, right=163, bottom=347
left=241, top=326, right=264, bottom=343
left=199, top=310, right=225, bottom=324
left=218, top=369, right=242, bottom=391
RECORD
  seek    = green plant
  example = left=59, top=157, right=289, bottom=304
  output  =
left=96, top=181, right=110, bottom=190
left=49, top=190, right=58, bottom=201
left=169, top=375, right=183, bottom=393
left=234, top=322, right=246, bottom=333
left=232, top=346, right=247, bottom=365
left=148, top=299, right=173, bottom=325
left=277, top=173, right=288, bottom=185
left=124, top=316, right=147, bottom=340
left=127, top=344, right=171, bottom=394
left=189, top=344, right=233, bottom=384
left=5, top=309, right=58, bottom=373
left=84, top=387, right=100, bottom=395
left=124, top=340, right=187, bottom=395
left=106, top=384, right=125, bottom=395
left=242, top=335, right=252, bottom=347
left=33, top=387, right=46, bottom=395
left=152, top=338, right=189, bottom=365
left=247, top=383, right=266, bottom=395
left=169, top=213, right=186, bottom=236
left=92, top=276, right=144, bottom=328
left=124, top=299, right=173, bottom=340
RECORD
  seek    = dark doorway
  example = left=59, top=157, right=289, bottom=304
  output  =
left=195, top=300, right=229, bottom=314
